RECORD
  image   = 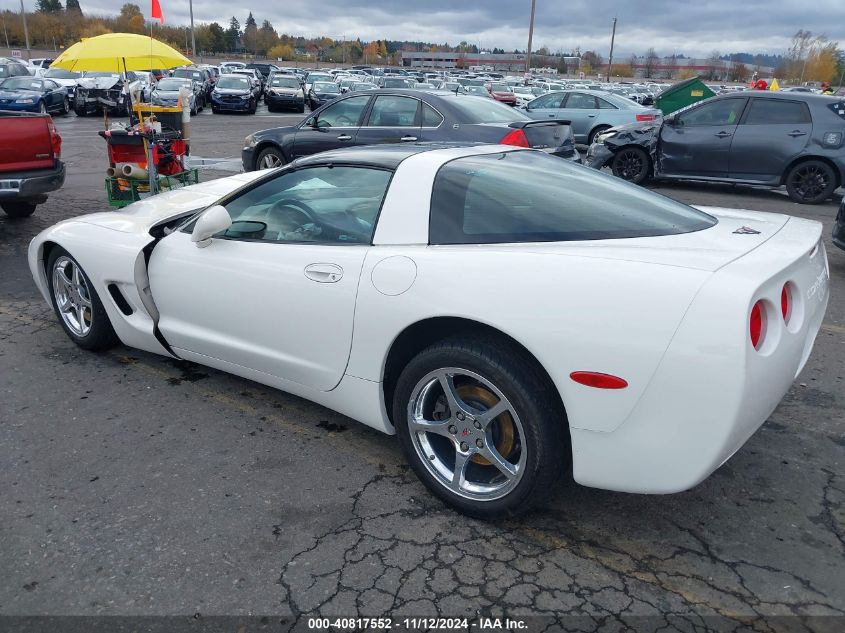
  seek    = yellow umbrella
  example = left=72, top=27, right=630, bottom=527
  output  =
left=52, top=32, right=192, bottom=72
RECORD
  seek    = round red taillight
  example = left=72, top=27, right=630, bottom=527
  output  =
left=750, top=301, right=765, bottom=349
left=781, top=283, right=791, bottom=322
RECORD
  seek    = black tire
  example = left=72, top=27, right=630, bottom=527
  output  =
left=190, top=102, right=197, bottom=116
left=256, top=146, right=285, bottom=170
left=74, top=106, right=86, bottom=117
left=1, top=201, right=37, bottom=218
left=611, top=146, right=651, bottom=185
left=392, top=335, right=567, bottom=518
left=46, top=247, right=119, bottom=352
left=61, top=96, right=70, bottom=115
left=38, top=100, right=47, bottom=114
left=299, top=105, right=306, bottom=114
left=211, top=106, right=219, bottom=114
left=248, top=99, right=257, bottom=114
left=588, top=125, right=611, bottom=145
left=785, top=160, right=838, bottom=204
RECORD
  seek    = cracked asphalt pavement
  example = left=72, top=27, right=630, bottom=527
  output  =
left=1, top=112, right=843, bottom=631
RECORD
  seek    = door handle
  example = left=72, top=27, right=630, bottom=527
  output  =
left=400, top=135, right=417, bottom=142
left=714, top=131, right=732, bottom=138
left=788, top=130, right=807, bottom=137
left=336, top=134, right=352, bottom=141
left=304, top=263, right=343, bottom=283
left=587, top=114, right=597, bottom=118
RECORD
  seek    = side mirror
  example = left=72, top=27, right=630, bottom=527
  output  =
left=191, top=205, right=232, bottom=248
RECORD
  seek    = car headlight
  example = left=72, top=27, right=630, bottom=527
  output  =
left=595, top=131, right=617, bottom=145
left=16, top=98, right=35, bottom=104
left=244, top=133, right=257, bottom=148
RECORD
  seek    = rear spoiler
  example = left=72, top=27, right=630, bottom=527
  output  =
left=508, top=119, right=571, bottom=129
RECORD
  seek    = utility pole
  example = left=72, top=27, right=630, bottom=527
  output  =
left=525, top=0, right=536, bottom=75
left=19, top=0, right=31, bottom=60
left=606, top=17, right=617, bottom=82
left=2, top=13, right=10, bottom=49
left=188, top=0, right=196, bottom=59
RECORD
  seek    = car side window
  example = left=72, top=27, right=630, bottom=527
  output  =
left=422, top=102, right=444, bottom=127
left=217, top=166, right=392, bottom=245
left=366, top=95, right=420, bottom=127
left=680, top=99, right=746, bottom=126
left=312, top=95, right=370, bottom=128
left=596, top=98, right=617, bottom=109
left=529, top=93, right=564, bottom=109
left=564, top=93, right=598, bottom=109
left=743, top=99, right=811, bottom=125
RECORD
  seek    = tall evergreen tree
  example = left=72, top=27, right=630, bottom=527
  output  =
left=65, top=0, right=82, bottom=13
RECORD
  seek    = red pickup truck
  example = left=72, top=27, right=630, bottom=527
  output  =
left=0, top=110, right=65, bottom=218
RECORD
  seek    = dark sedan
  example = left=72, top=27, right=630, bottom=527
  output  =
left=587, top=92, right=845, bottom=204
left=210, top=74, right=257, bottom=114
left=242, top=90, right=580, bottom=171
left=834, top=197, right=845, bottom=251
left=308, top=81, right=341, bottom=110
left=0, top=76, right=69, bottom=114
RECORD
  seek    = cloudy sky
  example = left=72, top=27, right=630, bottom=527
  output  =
left=13, top=0, right=845, bottom=57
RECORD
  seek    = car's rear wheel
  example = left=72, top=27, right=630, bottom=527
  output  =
left=256, top=146, right=285, bottom=170
left=38, top=101, right=47, bottom=114
left=588, top=125, right=611, bottom=145
left=393, top=336, right=566, bottom=518
left=1, top=201, right=37, bottom=218
left=47, top=248, right=119, bottom=351
left=611, top=146, right=650, bottom=185
left=785, top=160, right=837, bottom=204
left=61, top=96, right=70, bottom=115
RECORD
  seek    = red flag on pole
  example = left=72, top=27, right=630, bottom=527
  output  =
left=151, top=0, right=164, bottom=22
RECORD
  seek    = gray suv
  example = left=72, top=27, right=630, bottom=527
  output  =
left=587, top=92, right=845, bottom=204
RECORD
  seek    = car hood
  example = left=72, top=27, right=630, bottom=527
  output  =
left=153, top=90, right=187, bottom=99
left=269, top=87, right=301, bottom=94
left=460, top=208, right=792, bottom=272
left=215, top=88, right=250, bottom=95
left=73, top=171, right=268, bottom=234
left=77, top=76, right=120, bottom=89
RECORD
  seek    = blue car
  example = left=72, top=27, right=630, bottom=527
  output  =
left=210, top=74, right=256, bottom=114
left=0, top=76, right=69, bottom=115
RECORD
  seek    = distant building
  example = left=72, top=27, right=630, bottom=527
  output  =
left=401, top=51, right=528, bottom=71
left=603, top=56, right=775, bottom=81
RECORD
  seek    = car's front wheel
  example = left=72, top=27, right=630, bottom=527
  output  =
left=785, top=160, right=838, bottom=204
left=611, top=146, right=650, bottom=185
left=1, top=201, right=37, bottom=218
left=47, top=248, right=119, bottom=351
left=256, top=146, right=285, bottom=170
left=393, top=336, right=566, bottom=518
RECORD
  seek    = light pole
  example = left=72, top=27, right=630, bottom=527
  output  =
left=606, top=17, right=617, bottom=82
left=188, top=0, right=196, bottom=58
left=525, top=0, right=536, bottom=74
left=19, top=0, right=31, bottom=60
left=2, top=12, right=10, bottom=48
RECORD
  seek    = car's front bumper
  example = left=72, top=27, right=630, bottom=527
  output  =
left=833, top=204, right=845, bottom=251
left=212, top=95, right=252, bottom=111
left=241, top=146, right=257, bottom=171
left=266, top=94, right=304, bottom=109
left=0, top=101, right=40, bottom=112
left=586, top=143, right=614, bottom=169
left=0, top=160, right=65, bottom=202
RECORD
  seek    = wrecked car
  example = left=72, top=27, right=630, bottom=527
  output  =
left=73, top=71, right=144, bottom=117
left=587, top=92, right=845, bottom=204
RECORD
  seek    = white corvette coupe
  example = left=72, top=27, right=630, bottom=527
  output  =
left=29, top=144, right=830, bottom=517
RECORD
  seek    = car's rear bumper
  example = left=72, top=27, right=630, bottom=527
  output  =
left=586, top=143, right=613, bottom=168
left=0, top=160, right=65, bottom=201
left=571, top=217, right=829, bottom=493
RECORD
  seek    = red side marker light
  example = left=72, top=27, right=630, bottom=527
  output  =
left=570, top=371, right=628, bottom=389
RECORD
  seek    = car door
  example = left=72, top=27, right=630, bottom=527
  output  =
left=292, top=95, right=371, bottom=158
left=42, top=79, right=60, bottom=109
left=658, top=97, right=748, bottom=177
left=558, top=92, right=600, bottom=143
left=729, top=98, right=813, bottom=182
left=148, top=164, right=393, bottom=392
left=355, top=94, right=422, bottom=145
left=524, top=92, right=566, bottom=120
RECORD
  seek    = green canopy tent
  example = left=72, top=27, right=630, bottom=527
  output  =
left=655, top=77, right=716, bottom=115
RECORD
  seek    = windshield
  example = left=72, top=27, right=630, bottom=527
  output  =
left=307, top=74, right=332, bottom=83
left=271, top=76, right=300, bottom=88
left=173, top=69, right=202, bottom=81
left=351, top=83, right=377, bottom=91
left=44, top=68, right=79, bottom=79
left=430, top=151, right=716, bottom=244
left=83, top=72, right=119, bottom=78
left=1, top=77, right=44, bottom=91
left=156, top=78, right=189, bottom=91
left=465, top=86, right=489, bottom=96
left=490, top=83, right=510, bottom=92
left=218, top=76, right=249, bottom=90
left=314, top=82, right=338, bottom=93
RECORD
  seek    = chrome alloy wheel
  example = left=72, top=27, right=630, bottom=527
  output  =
left=52, top=256, right=93, bottom=337
left=407, top=368, right=526, bottom=501
left=260, top=153, right=283, bottom=169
